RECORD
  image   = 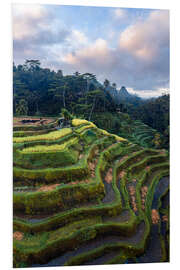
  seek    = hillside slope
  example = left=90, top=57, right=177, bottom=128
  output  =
left=91, top=112, right=165, bottom=149
left=13, top=118, right=169, bottom=267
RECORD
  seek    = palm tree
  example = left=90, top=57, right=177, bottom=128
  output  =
left=104, top=79, right=110, bottom=88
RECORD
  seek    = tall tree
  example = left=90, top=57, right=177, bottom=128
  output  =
left=104, top=79, right=110, bottom=88
left=16, top=99, right=28, bottom=116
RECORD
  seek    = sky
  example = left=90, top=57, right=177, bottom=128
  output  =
left=12, top=4, right=169, bottom=98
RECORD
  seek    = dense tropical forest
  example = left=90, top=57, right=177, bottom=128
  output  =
left=13, top=60, right=169, bottom=149
left=12, top=1, right=171, bottom=266
left=13, top=59, right=170, bottom=267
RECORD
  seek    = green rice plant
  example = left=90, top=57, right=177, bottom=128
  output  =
left=72, top=119, right=96, bottom=127
left=128, top=154, right=167, bottom=176
left=13, top=137, right=80, bottom=170
left=20, top=138, right=78, bottom=153
left=13, top=212, right=148, bottom=267
left=14, top=138, right=124, bottom=215
left=98, top=128, right=127, bottom=142
left=13, top=133, right=75, bottom=152
left=13, top=139, right=137, bottom=233
left=64, top=245, right=128, bottom=266
left=79, top=129, right=98, bottom=144
left=13, top=136, right=114, bottom=184
left=13, top=118, right=170, bottom=266
left=21, top=144, right=67, bottom=153
left=13, top=128, right=72, bottom=143
left=13, top=179, right=104, bottom=215
left=75, top=125, right=96, bottom=134
left=13, top=218, right=141, bottom=266
left=13, top=128, right=57, bottom=138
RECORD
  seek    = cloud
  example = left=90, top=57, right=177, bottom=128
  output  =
left=119, top=10, right=169, bottom=60
left=13, top=4, right=73, bottom=64
left=12, top=4, right=48, bottom=19
left=114, top=8, right=127, bottom=20
left=127, top=87, right=169, bottom=99
left=71, top=30, right=88, bottom=46
left=59, top=9, right=169, bottom=92
left=63, top=39, right=111, bottom=66
left=13, top=5, right=169, bottom=96
left=13, top=4, right=91, bottom=65
left=12, top=4, right=51, bottom=40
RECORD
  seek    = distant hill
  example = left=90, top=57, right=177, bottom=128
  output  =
left=104, top=85, right=141, bottom=106
left=13, top=60, right=169, bottom=149
left=118, top=86, right=132, bottom=99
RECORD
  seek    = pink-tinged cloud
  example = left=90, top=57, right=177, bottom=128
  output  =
left=63, top=39, right=113, bottom=68
left=13, top=5, right=50, bottom=40
left=119, top=10, right=169, bottom=60
left=60, top=9, right=169, bottom=91
left=13, top=4, right=71, bottom=63
left=13, top=5, right=169, bottom=95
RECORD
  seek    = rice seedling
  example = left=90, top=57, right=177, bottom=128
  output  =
left=21, top=138, right=78, bottom=153
left=13, top=128, right=72, bottom=143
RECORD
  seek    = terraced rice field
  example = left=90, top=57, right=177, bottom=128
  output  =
left=118, top=119, right=162, bottom=148
left=13, top=118, right=170, bottom=267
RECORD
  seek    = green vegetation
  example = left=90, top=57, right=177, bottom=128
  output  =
left=13, top=59, right=169, bottom=267
left=13, top=128, right=72, bottom=143
left=13, top=118, right=169, bottom=267
left=13, top=60, right=169, bottom=149
left=20, top=138, right=78, bottom=153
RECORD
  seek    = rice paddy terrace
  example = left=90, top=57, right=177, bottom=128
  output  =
left=118, top=119, right=163, bottom=149
left=13, top=117, right=170, bottom=267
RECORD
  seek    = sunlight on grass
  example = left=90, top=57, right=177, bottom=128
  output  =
left=13, top=128, right=72, bottom=143
left=99, top=128, right=127, bottom=142
left=72, top=119, right=96, bottom=128
left=21, top=138, right=78, bottom=153
left=75, top=124, right=96, bottom=134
